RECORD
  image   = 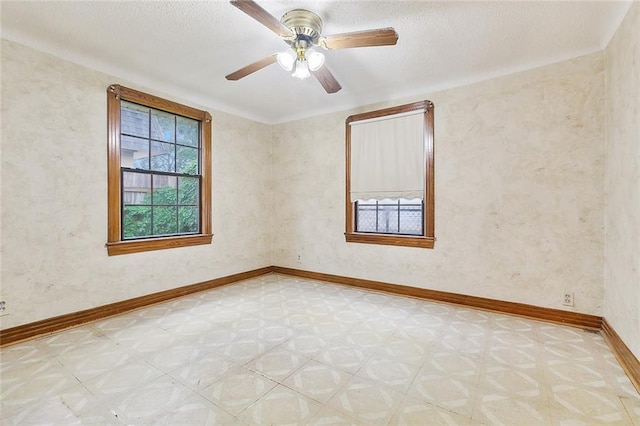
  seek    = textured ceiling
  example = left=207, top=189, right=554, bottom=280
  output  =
left=1, top=1, right=631, bottom=124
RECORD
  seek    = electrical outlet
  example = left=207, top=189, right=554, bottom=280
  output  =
left=563, top=292, right=574, bottom=307
left=0, top=300, right=7, bottom=316
left=296, top=254, right=302, bottom=263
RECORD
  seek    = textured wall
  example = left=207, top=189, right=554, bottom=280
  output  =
left=0, top=37, right=612, bottom=330
left=604, top=3, right=640, bottom=359
left=272, top=53, right=605, bottom=315
left=0, top=40, right=272, bottom=330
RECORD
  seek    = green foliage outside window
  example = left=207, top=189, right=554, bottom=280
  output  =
left=123, top=161, right=199, bottom=239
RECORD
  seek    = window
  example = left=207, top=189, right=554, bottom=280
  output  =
left=106, top=85, right=212, bottom=255
left=345, top=100, right=435, bottom=248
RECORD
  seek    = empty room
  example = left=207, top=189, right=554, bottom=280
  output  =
left=1, top=0, right=639, bottom=424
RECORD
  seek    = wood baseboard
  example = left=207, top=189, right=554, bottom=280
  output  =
left=601, top=319, right=640, bottom=393
left=272, top=266, right=602, bottom=330
left=0, top=266, right=274, bottom=347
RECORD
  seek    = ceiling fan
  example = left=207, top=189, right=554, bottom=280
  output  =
left=225, top=0, right=399, bottom=94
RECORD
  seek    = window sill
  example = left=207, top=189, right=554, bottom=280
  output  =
left=344, top=232, right=434, bottom=249
left=106, top=234, right=213, bottom=256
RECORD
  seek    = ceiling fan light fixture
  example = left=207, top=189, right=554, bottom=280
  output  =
left=291, top=59, right=311, bottom=79
left=276, top=48, right=296, bottom=71
left=306, top=49, right=325, bottom=71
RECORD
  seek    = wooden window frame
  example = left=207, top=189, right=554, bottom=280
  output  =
left=106, top=85, right=212, bottom=256
left=345, top=100, right=435, bottom=249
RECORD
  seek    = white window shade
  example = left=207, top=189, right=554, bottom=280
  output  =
left=350, top=112, right=424, bottom=202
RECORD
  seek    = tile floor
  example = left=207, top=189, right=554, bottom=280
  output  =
left=1, top=273, right=639, bottom=425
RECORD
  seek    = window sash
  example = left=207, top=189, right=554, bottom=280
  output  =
left=106, top=84, right=212, bottom=256
left=355, top=199, right=424, bottom=236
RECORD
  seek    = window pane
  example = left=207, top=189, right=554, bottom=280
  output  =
left=356, top=202, right=377, bottom=232
left=178, top=206, right=199, bottom=233
left=153, top=206, right=177, bottom=235
left=178, top=177, right=199, bottom=205
left=399, top=198, right=423, bottom=235
left=152, top=175, right=177, bottom=206
left=123, top=206, right=152, bottom=238
left=121, top=135, right=149, bottom=169
left=356, top=198, right=423, bottom=235
left=150, top=141, right=175, bottom=172
left=150, top=109, right=175, bottom=142
left=123, top=172, right=151, bottom=205
left=121, top=101, right=149, bottom=138
left=377, top=202, right=399, bottom=234
left=177, top=116, right=199, bottom=147
left=176, top=146, right=199, bottom=175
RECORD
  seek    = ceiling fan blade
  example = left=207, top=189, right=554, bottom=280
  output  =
left=313, top=66, right=342, bottom=94
left=225, top=54, right=277, bottom=81
left=320, top=28, right=398, bottom=50
left=230, top=0, right=294, bottom=39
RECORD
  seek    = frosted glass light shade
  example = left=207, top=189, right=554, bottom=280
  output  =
left=306, top=49, right=325, bottom=71
left=292, top=60, right=311, bottom=79
left=277, top=49, right=296, bottom=71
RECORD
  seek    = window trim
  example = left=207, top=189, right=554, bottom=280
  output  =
left=345, top=100, right=435, bottom=248
left=106, top=85, right=212, bottom=256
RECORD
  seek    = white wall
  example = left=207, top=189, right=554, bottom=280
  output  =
left=0, top=40, right=272, bottom=330
left=271, top=52, right=606, bottom=315
left=604, top=3, right=640, bottom=359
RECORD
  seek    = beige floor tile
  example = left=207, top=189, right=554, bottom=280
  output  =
left=345, top=327, right=391, bottom=350
left=472, top=390, right=551, bottom=426
left=246, top=346, right=309, bottom=381
left=256, top=323, right=295, bottom=344
left=163, top=315, right=214, bottom=337
left=408, top=370, right=477, bottom=418
left=315, top=343, right=372, bottom=375
left=377, top=335, right=428, bottom=365
left=485, top=343, right=540, bottom=370
left=283, top=359, right=352, bottom=403
left=115, top=326, right=177, bottom=355
left=1, top=358, right=81, bottom=416
left=390, top=395, right=473, bottom=426
left=84, top=359, right=163, bottom=401
left=169, top=352, right=238, bottom=390
left=195, top=326, right=242, bottom=350
left=2, top=384, right=122, bottom=426
left=620, top=396, right=640, bottom=425
left=106, top=374, right=195, bottom=424
left=480, top=363, right=546, bottom=403
left=549, top=384, right=633, bottom=424
left=240, top=384, right=323, bottom=425
left=1, top=382, right=102, bottom=424
left=141, top=393, right=237, bottom=425
left=56, top=340, right=133, bottom=382
left=1, top=273, right=638, bottom=425
left=229, top=317, right=268, bottom=334
left=357, top=353, right=420, bottom=393
left=37, top=326, right=107, bottom=354
left=326, top=376, right=404, bottom=425
left=284, top=332, right=328, bottom=356
left=198, top=367, right=277, bottom=415
left=0, top=340, right=51, bottom=365
left=143, top=340, right=202, bottom=373
left=308, top=405, right=363, bottom=425
left=546, top=359, right=611, bottom=390
left=217, top=336, right=273, bottom=364
left=425, top=350, right=483, bottom=384
left=393, top=321, right=441, bottom=343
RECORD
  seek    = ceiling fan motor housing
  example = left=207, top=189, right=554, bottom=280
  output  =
left=281, top=9, right=323, bottom=43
